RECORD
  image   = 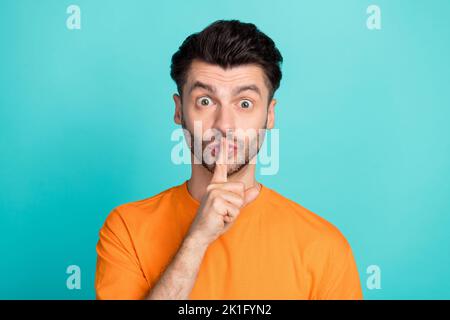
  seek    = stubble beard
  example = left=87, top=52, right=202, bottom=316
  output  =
left=180, top=114, right=267, bottom=177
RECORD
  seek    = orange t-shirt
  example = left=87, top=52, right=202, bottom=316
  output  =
left=95, top=180, right=363, bottom=300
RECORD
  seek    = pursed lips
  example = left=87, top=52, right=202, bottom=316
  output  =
left=211, top=143, right=237, bottom=157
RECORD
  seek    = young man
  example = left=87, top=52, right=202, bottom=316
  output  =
left=95, top=20, right=363, bottom=300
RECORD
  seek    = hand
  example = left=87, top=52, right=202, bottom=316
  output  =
left=187, top=137, right=260, bottom=246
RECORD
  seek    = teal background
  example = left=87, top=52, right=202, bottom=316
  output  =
left=1, top=0, right=449, bottom=299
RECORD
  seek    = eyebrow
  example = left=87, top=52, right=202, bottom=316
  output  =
left=188, top=81, right=262, bottom=98
left=233, top=84, right=261, bottom=97
left=188, top=81, right=216, bottom=95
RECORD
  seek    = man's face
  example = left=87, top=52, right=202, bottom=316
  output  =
left=174, top=59, right=276, bottom=176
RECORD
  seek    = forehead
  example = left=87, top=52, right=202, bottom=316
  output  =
left=184, top=59, right=269, bottom=95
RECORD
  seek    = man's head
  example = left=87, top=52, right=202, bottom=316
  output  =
left=170, top=20, right=283, bottom=176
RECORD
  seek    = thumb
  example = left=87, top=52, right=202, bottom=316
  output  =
left=243, top=185, right=260, bottom=206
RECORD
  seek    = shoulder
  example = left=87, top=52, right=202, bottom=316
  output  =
left=100, top=184, right=180, bottom=231
left=263, top=186, right=352, bottom=252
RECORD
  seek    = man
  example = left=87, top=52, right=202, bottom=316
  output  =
left=95, top=20, right=363, bottom=300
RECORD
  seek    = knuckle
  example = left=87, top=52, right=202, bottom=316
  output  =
left=228, top=204, right=238, bottom=215
left=207, top=183, right=220, bottom=192
left=208, top=188, right=219, bottom=198
left=235, top=182, right=245, bottom=193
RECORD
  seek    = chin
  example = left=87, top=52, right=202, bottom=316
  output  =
left=203, top=162, right=249, bottom=177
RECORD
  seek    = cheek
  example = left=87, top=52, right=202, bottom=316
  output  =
left=235, top=112, right=266, bottom=130
left=183, top=108, right=210, bottom=129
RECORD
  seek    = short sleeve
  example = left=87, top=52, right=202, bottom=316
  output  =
left=314, top=238, right=364, bottom=300
left=95, top=208, right=150, bottom=299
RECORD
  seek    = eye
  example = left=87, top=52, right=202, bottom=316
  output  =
left=239, top=99, right=253, bottom=109
left=196, top=96, right=214, bottom=107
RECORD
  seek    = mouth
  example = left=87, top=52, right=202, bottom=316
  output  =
left=211, top=143, right=237, bottom=157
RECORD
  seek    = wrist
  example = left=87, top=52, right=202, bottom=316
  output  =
left=184, top=232, right=210, bottom=249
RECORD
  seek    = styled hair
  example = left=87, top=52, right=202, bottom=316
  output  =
left=170, top=19, right=283, bottom=102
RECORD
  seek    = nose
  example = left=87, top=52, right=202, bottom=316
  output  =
left=212, top=104, right=235, bottom=137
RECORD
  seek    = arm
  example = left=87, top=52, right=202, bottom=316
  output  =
left=147, top=138, right=259, bottom=300
left=96, top=138, right=258, bottom=299
left=146, top=233, right=209, bottom=300
left=95, top=209, right=152, bottom=300
left=314, top=239, right=363, bottom=300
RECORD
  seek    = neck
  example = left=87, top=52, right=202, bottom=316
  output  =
left=187, top=157, right=259, bottom=202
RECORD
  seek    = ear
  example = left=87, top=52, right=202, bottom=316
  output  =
left=266, top=98, right=277, bottom=129
left=173, top=93, right=182, bottom=125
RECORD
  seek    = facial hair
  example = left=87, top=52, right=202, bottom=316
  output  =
left=180, top=112, right=267, bottom=177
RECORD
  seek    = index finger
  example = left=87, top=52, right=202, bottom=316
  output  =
left=211, top=137, right=228, bottom=183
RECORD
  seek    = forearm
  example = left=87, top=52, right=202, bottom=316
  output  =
left=146, top=233, right=209, bottom=300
